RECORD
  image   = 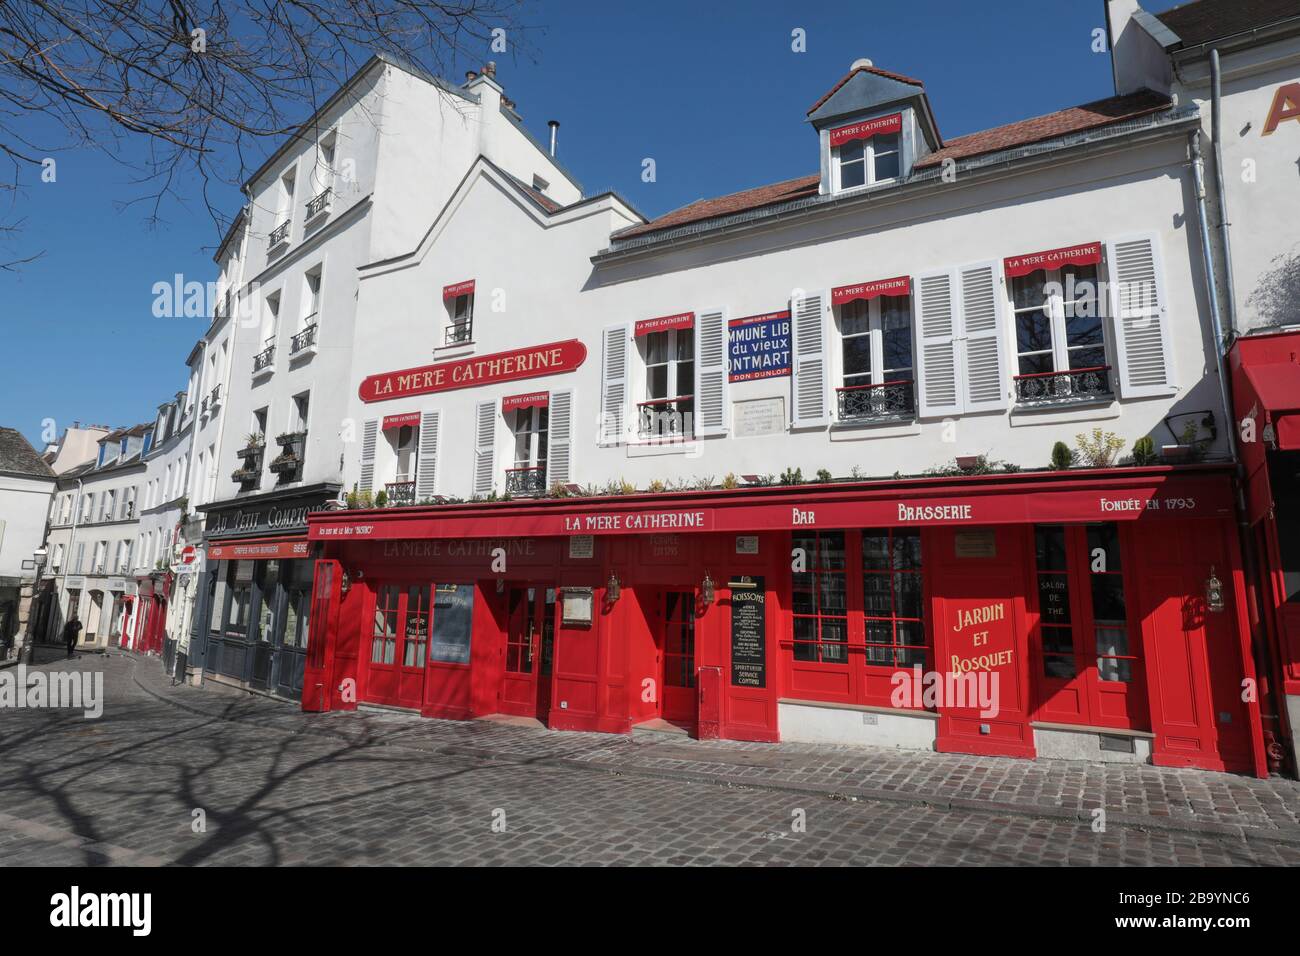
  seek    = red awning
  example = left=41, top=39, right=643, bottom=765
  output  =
left=1004, top=242, right=1102, bottom=277
left=502, top=391, right=549, bottom=412
left=310, top=468, right=1235, bottom=542
left=206, top=537, right=311, bottom=561
left=442, top=279, right=475, bottom=299
left=1243, top=361, right=1300, bottom=451
left=828, top=112, right=902, bottom=148
left=832, top=276, right=911, bottom=306
left=634, top=312, right=694, bottom=337
left=382, top=412, right=421, bottom=431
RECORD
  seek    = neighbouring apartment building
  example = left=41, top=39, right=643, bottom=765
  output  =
left=42, top=425, right=151, bottom=651
left=0, top=428, right=56, bottom=660
left=160, top=0, right=1299, bottom=778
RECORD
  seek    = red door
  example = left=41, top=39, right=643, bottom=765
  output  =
left=1030, top=524, right=1149, bottom=729
left=363, top=583, right=430, bottom=709
left=660, top=591, right=698, bottom=727
left=302, top=559, right=341, bottom=711
left=500, top=585, right=555, bottom=720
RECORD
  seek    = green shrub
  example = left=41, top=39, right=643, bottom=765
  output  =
left=1051, top=441, right=1074, bottom=470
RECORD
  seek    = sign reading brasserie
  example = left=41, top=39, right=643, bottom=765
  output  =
left=730, top=576, right=766, bottom=688
left=359, top=340, right=587, bottom=403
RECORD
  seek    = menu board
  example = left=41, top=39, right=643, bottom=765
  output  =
left=430, top=584, right=473, bottom=663
left=729, top=576, right=766, bottom=688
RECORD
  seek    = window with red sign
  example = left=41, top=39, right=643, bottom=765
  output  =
left=861, top=529, right=927, bottom=668
left=371, top=585, right=399, bottom=664
left=640, top=328, right=695, bottom=440
left=403, top=585, right=431, bottom=668
left=445, top=292, right=474, bottom=346
left=837, top=295, right=915, bottom=422
left=792, top=531, right=849, bottom=663
left=1012, top=264, right=1112, bottom=405
left=834, top=132, right=900, bottom=191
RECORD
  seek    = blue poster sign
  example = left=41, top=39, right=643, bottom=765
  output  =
left=728, top=310, right=792, bottom=382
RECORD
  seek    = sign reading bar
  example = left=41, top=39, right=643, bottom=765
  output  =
left=634, top=312, right=694, bottom=337
left=442, top=279, right=475, bottom=299
left=359, top=340, right=587, bottom=403
left=1003, top=242, right=1102, bottom=278
left=728, top=311, right=792, bottom=382
left=828, top=112, right=902, bottom=148
left=832, top=275, right=911, bottom=306
left=502, top=391, right=549, bottom=413
left=382, top=411, right=421, bottom=431
left=730, top=575, right=766, bottom=688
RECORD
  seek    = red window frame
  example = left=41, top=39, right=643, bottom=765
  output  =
left=861, top=529, right=928, bottom=669
left=791, top=530, right=849, bottom=664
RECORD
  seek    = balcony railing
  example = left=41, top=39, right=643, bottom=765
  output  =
left=638, top=396, right=695, bottom=440
left=306, top=188, right=332, bottom=219
left=208, top=384, right=222, bottom=408
left=385, top=480, right=417, bottom=506
left=444, top=322, right=472, bottom=346
left=253, top=344, right=276, bottom=373
left=836, top=379, right=916, bottom=423
left=269, top=220, right=290, bottom=247
left=505, top=465, right=547, bottom=497
left=290, top=321, right=318, bottom=355
left=1014, top=365, right=1113, bottom=407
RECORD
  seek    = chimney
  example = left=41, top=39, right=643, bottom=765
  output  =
left=548, top=120, right=559, bottom=157
left=1105, top=0, right=1172, bottom=96
left=483, top=61, right=496, bottom=79
left=465, top=70, right=477, bottom=84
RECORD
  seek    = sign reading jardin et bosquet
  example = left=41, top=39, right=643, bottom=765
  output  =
left=359, top=339, right=587, bottom=403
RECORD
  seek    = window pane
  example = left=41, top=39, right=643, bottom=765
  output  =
left=647, top=365, right=668, bottom=399
left=1035, top=526, right=1068, bottom=571
left=841, top=300, right=870, bottom=336
left=1095, top=625, right=1130, bottom=659
left=1068, top=346, right=1107, bottom=370
left=646, top=332, right=668, bottom=365
left=1019, top=353, right=1054, bottom=376
left=893, top=531, right=922, bottom=570
left=1041, top=627, right=1074, bottom=655
left=893, top=572, right=922, bottom=618
left=1097, top=654, right=1133, bottom=683
left=819, top=574, right=846, bottom=614
left=675, top=330, right=694, bottom=362
left=872, top=138, right=900, bottom=180
left=1087, top=524, right=1122, bottom=572
left=1090, top=574, right=1127, bottom=623
left=1044, top=655, right=1077, bottom=679
left=1016, top=311, right=1053, bottom=354
left=862, top=533, right=890, bottom=570
left=842, top=335, right=873, bottom=378
left=818, top=531, right=846, bottom=569
left=863, top=574, right=892, bottom=614
left=1011, top=274, right=1049, bottom=310
left=791, top=574, right=815, bottom=615
left=881, top=304, right=913, bottom=371
left=1065, top=313, right=1103, bottom=348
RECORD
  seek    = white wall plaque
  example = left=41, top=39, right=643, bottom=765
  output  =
left=732, top=397, right=786, bottom=438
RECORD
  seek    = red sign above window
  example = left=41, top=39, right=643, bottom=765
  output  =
left=382, top=411, right=422, bottom=431
left=1003, top=242, right=1102, bottom=278
left=832, top=275, right=911, bottom=306
left=442, top=279, right=475, bottom=299
left=634, top=311, right=694, bottom=337
left=359, top=340, right=587, bottom=404
left=502, top=391, right=549, bottom=412
left=829, top=112, right=902, bottom=148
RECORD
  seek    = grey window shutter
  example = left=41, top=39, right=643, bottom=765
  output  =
left=791, top=291, right=830, bottom=427
left=473, top=400, right=496, bottom=497
left=547, top=389, right=573, bottom=488
left=958, top=261, right=1009, bottom=412
left=599, top=324, right=628, bottom=445
left=694, top=309, right=728, bottom=436
left=1106, top=233, right=1175, bottom=397
left=915, top=269, right=962, bottom=418
left=358, top=419, right=378, bottom=493
left=415, top=410, right=440, bottom=500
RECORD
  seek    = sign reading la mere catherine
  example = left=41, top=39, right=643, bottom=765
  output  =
left=359, top=340, right=587, bottom=403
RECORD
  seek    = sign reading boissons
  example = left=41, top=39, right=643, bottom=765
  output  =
left=730, top=576, right=766, bottom=687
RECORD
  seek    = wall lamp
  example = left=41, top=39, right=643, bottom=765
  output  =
left=1206, top=566, right=1225, bottom=613
left=701, top=571, right=716, bottom=605
left=606, top=570, right=621, bottom=604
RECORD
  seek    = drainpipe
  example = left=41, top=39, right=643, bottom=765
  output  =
left=1193, top=126, right=1290, bottom=773
left=1209, top=49, right=1240, bottom=339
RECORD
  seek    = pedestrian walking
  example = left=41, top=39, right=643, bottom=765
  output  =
left=63, top=616, right=83, bottom=659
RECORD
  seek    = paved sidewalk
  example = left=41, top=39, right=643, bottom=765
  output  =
left=125, top=650, right=1300, bottom=844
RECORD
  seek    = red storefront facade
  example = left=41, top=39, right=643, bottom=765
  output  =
left=302, top=464, right=1268, bottom=777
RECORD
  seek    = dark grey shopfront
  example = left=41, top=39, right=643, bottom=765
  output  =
left=190, top=485, right=338, bottom=701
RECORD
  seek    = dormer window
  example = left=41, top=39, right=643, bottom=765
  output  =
left=830, top=113, right=903, bottom=192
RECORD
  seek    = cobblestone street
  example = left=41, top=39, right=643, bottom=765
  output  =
left=0, top=651, right=1297, bottom=866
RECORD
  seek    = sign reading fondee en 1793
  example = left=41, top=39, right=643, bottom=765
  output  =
left=729, top=576, right=766, bottom=688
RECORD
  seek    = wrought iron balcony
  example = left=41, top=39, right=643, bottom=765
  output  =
left=505, top=465, right=547, bottom=497
left=385, top=480, right=417, bottom=506
left=269, top=220, right=290, bottom=247
left=836, top=379, right=915, bottom=423
left=444, top=322, right=473, bottom=346
left=253, top=344, right=275, bottom=373
left=1014, top=365, right=1113, bottom=407
left=208, top=384, right=222, bottom=408
left=290, top=321, right=318, bottom=355
left=305, top=188, right=332, bottom=219
left=637, top=396, right=695, bottom=440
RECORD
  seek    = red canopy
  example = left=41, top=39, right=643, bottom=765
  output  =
left=1004, top=242, right=1102, bottom=278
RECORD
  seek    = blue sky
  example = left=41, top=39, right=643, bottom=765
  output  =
left=1, top=0, right=1184, bottom=448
